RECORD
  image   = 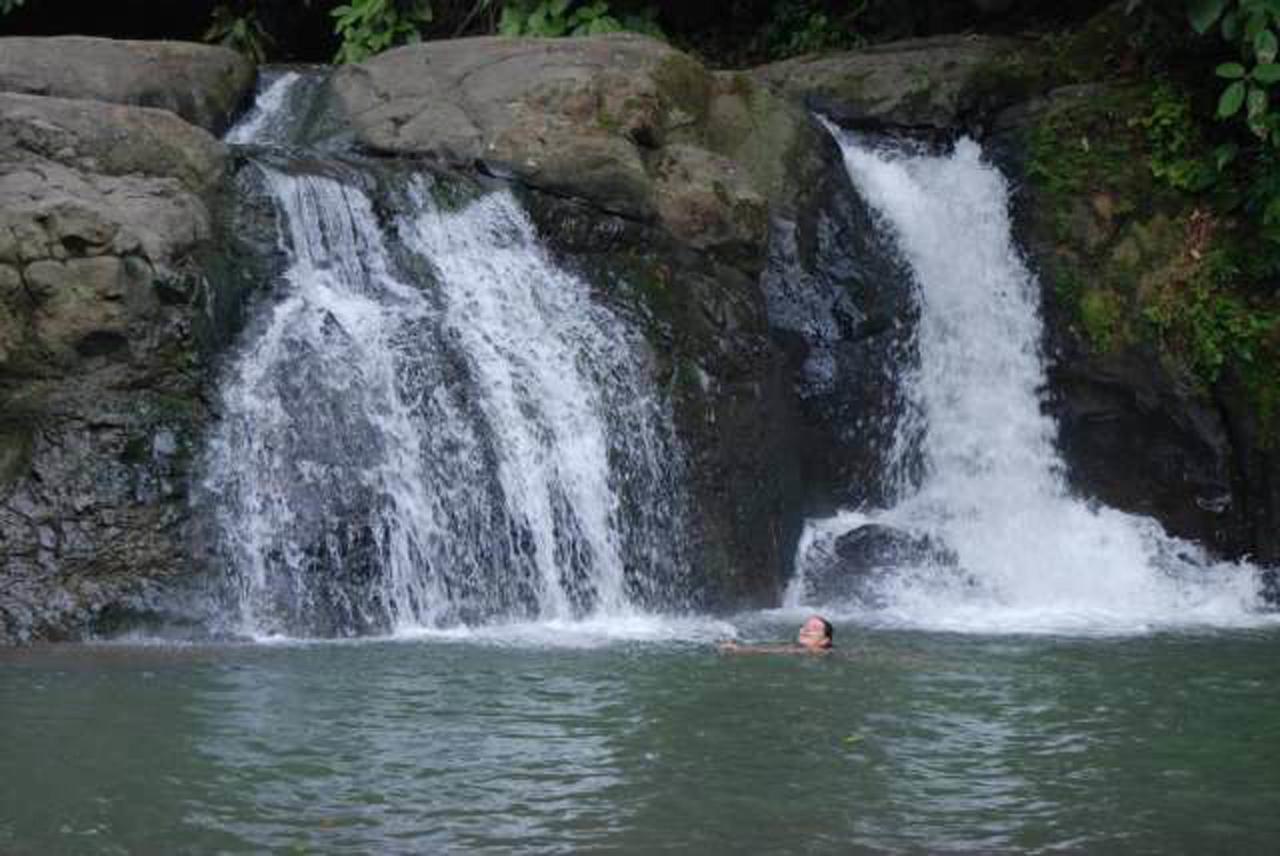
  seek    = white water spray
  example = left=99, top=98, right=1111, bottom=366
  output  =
left=225, top=72, right=302, bottom=145
left=205, top=89, right=689, bottom=636
left=788, top=134, right=1269, bottom=634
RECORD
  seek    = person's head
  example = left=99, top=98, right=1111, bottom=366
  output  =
left=797, top=615, right=833, bottom=650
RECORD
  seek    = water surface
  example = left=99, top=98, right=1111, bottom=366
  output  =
left=4, top=619, right=1279, bottom=854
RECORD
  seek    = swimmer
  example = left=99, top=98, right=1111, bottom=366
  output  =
left=718, top=615, right=834, bottom=655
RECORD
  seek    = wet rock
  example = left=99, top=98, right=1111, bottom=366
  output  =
left=761, top=147, right=920, bottom=511
left=0, top=36, right=254, bottom=134
left=0, top=47, right=241, bottom=643
left=519, top=186, right=809, bottom=608
left=799, top=524, right=955, bottom=604
left=988, top=84, right=1279, bottom=567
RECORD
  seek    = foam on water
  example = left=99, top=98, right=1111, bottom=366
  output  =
left=788, top=133, right=1274, bottom=636
left=390, top=614, right=738, bottom=649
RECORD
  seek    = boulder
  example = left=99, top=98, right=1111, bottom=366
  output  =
left=753, top=35, right=1032, bottom=130
left=0, top=36, right=254, bottom=134
left=328, top=34, right=828, bottom=266
left=796, top=523, right=955, bottom=604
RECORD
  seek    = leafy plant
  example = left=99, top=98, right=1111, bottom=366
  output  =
left=762, top=0, right=864, bottom=60
left=1185, top=0, right=1280, bottom=269
left=498, top=0, right=661, bottom=39
left=1188, top=0, right=1280, bottom=142
left=332, top=0, right=433, bottom=63
left=1136, top=84, right=1217, bottom=192
left=1145, top=248, right=1279, bottom=384
left=204, top=4, right=275, bottom=64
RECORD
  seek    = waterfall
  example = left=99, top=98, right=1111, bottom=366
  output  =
left=223, top=69, right=327, bottom=147
left=201, top=75, right=688, bottom=638
left=788, top=133, right=1269, bottom=634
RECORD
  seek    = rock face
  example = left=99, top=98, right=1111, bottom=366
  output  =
left=0, top=47, right=253, bottom=642
left=0, top=37, right=253, bottom=134
left=796, top=524, right=957, bottom=605
left=753, top=35, right=1030, bottom=130
left=329, top=35, right=828, bottom=263
left=987, top=82, right=1280, bottom=567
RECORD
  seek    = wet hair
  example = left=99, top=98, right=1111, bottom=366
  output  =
left=817, top=617, right=833, bottom=642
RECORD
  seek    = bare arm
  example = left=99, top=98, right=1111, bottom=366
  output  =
left=717, top=642, right=830, bottom=655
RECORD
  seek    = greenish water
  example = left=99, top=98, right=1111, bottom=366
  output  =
left=3, top=619, right=1280, bottom=854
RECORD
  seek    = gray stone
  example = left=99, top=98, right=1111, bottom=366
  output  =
left=754, top=35, right=1028, bottom=129
left=0, top=36, right=254, bottom=134
left=0, top=92, right=227, bottom=192
left=329, top=34, right=825, bottom=259
left=798, top=524, right=957, bottom=605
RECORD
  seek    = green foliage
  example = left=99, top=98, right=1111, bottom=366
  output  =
left=332, top=0, right=433, bottom=63
left=1144, top=248, right=1280, bottom=385
left=1187, top=0, right=1280, bottom=143
left=761, top=0, right=864, bottom=60
left=0, top=0, right=26, bottom=15
left=1080, top=288, right=1128, bottom=352
left=1025, top=90, right=1139, bottom=203
left=1239, top=146, right=1280, bottom=249
left=497, top=0, right=661, bottom=39
left=1136, top=84, right=1217, bottom=192
left=204, top=4, right=275, bottom=64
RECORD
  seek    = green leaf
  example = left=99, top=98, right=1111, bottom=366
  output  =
left=1248, top=84, right=1269, bottom=117
left=1223, top=10, right=1240, bottom=40
left=1189, top=0, right=1229, bottom=33
left=1219, top=79, right=1248, bottom=116
left=1215, top=141, right=1240, bottom=170
left=1218, top=61, right=1248, bottom=78
left=1257, top=27, right=1279, bottom=62
left=1256, top=62, right=1280, bottom=83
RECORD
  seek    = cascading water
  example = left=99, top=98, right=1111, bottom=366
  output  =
left=788, top=131, right=1270, bottom=634
left=200, top=74, right=689, bottom=638
left=223, top=69, right=327, bottom=147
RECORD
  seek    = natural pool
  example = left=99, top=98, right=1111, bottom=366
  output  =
left=4, top=615, right=1280, bottom=854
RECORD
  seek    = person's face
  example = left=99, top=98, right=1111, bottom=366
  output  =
left=797, top=617, right=831, bottom=650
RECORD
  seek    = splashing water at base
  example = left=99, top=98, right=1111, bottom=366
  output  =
left=788, top=134, right=1272, bottom=635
